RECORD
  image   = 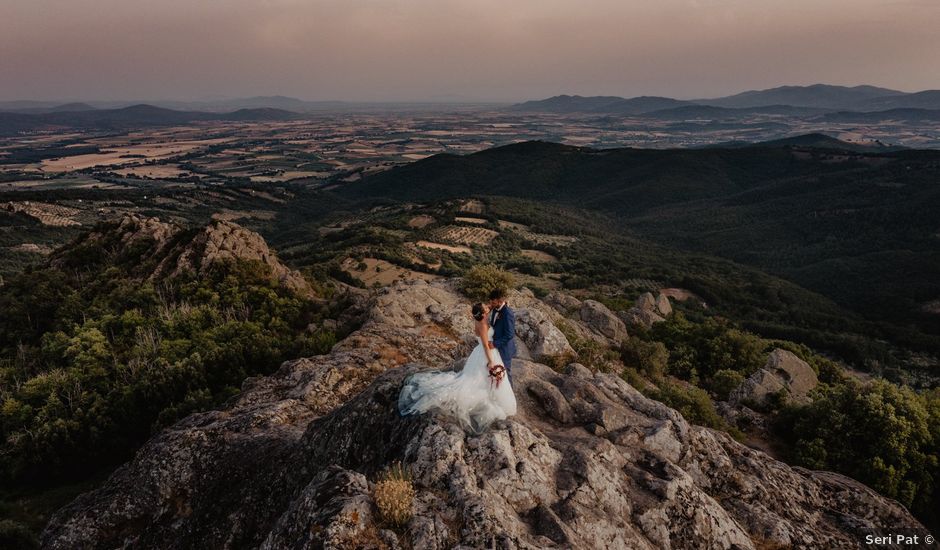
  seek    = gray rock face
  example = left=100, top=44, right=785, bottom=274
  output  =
left=543, top=291, right=582, bottom=315
left=637, top=292, right=657, bottom=311
left=515, top=307, right=575, bottom=359
left=655, top=293, right=673, bottom=316
left=55, top=214, right=315, bottom=297
left=579, top=299, right=628, bottom=343
left=167, top=220, right=313, bottom=296
left=622, top=292, right=670, bottom=328
left=42, top=282, right=926, bottom=549
left=729, top=349, right=819, bottom=406
left=619, top=308, right=666, bottom=329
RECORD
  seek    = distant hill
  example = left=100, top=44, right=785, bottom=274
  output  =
left=0, top=104, right=302, bottom=135
left=855, top=90, right=940, bottom=111
left=705, top=133, right=904, bottom=152
left=754, top=132, right=905, bottom=152
left=0, top=102, right=98, bottom=115
left=342, top=139, right=940, bottom=344
left=640, top=104, right=828, bottom=120
left=46, top=102, right=97, bottom=113
left=156, top=96, right=347, bottom=112
left=508, top=85, right=931, bottom=114
left=508, top=94, right=689, bottom=114
left=816, top=108, right=940, bottom=123
left=697, top=84, right=905, bottom=109
left=214, top=107, right=302, bottom=121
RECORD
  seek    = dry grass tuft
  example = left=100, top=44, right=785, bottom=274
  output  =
left=372, top=462, right=415, bottom=527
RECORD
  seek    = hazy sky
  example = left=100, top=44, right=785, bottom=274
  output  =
left=2, top=0, right=939, bottom=102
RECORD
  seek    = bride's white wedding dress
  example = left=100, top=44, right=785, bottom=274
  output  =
left=399, top=327, right=517, bottom=433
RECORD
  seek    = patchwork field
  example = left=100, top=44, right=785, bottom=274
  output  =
left=341, top=257, right=438, bottom=286
left=416, top=240, right=472, bottom=254
left=498, top=219, right=578, bottom=246
left=521, top=249, right=557, bottom=262
left=2, top=201, right=82, bottom=226
left=432, top=225, right=499, bottom=246
left=459, top=199, right=485, bottom=214
left=408, top=215, right=435, bottom=228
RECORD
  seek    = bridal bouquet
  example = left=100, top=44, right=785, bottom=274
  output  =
left=488, top=364, right=506, bottom=388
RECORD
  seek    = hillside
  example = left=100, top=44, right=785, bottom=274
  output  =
left=339, top=140, right=940, bottom=359
left=508, top=84, right=940, bottom=115
left=39, top=280, right=933, bottom=548
left=697, top=84, right=904, bottom=109
left=816, top=108, right=940, bottom=123
left=507, top=95, right=689, bottom=114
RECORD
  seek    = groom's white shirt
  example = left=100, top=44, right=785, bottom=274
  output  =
left=490, top=303, right=505, bottom=325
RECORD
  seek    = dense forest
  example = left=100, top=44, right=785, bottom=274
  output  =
left=0, top=224, right=340, bottom=545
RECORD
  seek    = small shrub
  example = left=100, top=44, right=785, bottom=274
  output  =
left=648, top=378, right=731, bottom=433
left=620, top=336, right=669, bottom=380
left=541, top=352, right=577, bottom=372
left=372, top=462, right=415, bottom=527
left=708, top=369, right=745, bottom=401
left=459, top=264, right=515, bottom=301
left=621, top=366, right=646, bottom=389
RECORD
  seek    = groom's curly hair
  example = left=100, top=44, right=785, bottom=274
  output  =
left=488, top=288, right=507, bottom=300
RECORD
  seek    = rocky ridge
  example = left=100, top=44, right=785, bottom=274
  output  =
left=53, top=214, right=314, bottom=296
left=42, top=280, right=928, bottom=549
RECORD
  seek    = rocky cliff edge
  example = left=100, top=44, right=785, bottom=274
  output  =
left=42, top=280, right=927, bottom=549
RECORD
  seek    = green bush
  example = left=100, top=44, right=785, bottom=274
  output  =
left=459, top=264, right=515, bottom=302
left=646, top=378, right=731, bottom=433
left=0, top=259, right=333, bottom=484
left=619, top=336, right=669, bottom=380
left=709, top=369, right=745, bottom=401
left=775, top=380, right=938, bottom=520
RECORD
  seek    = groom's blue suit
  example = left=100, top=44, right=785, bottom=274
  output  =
left=490, top=304, right=517, bottom=382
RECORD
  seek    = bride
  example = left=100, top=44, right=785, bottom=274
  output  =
left=399, top=302, right=517, bottom=433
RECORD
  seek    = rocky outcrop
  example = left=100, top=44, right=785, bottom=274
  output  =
left=656, top=293, right=673, bottom=316
left=729, top=349, right=819, bottom=407
left=163, top=220, right=313, bottom=296
left=579, top=299, right=628, bottom=343
left=543, top=291, right=582, bottom=315
left=42, top=281, right=927, bottom=549
left=514, top=306, right=574, bottom=359
left=54, top=214, right=314, bottom=297
left=621, top=291, right=672, bottom=329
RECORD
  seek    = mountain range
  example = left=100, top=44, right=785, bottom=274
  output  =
left=509, top=84, right=940, bottom=114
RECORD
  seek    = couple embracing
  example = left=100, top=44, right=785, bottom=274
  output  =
left=398, top=287, right=517, bottom=433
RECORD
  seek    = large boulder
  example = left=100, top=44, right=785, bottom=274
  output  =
left=655, top=293, right=673, bottom=316
left=543, top=291, right=583, bottom=315
left=43, top=281, right=926, bottom=549
left=636, top=292, right=657, bottom=311
left=579, top=299, right=628, bottom=343
left=515, top=307, right=575, bottom=358
left=618, top=308, right=666, bottom=329
left=621, top=292, right=669, bottom=329
left=729, top=349, right=819, bottom=406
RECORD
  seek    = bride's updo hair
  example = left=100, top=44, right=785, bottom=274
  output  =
left=471, top=303, right=486, bottom=321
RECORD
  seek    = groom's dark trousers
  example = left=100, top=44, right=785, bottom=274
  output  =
left=490, top=304, right=517, bottom=383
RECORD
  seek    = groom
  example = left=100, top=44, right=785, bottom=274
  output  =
left=487, top=288, right=517, bottom=383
